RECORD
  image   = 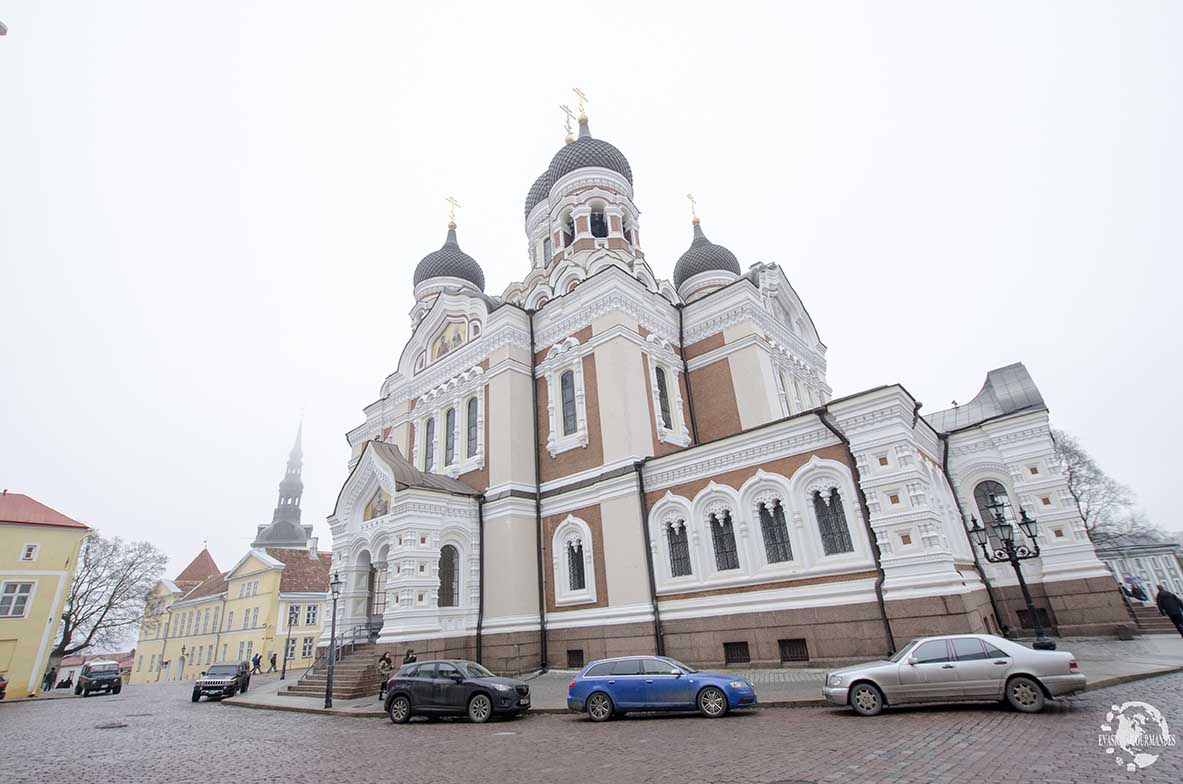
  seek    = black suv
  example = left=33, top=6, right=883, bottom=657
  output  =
left=384, top=660, right=531, bottom=724
left=192, top=662, right=251, bottom=702
left=75, top=660, right=123, bottom=697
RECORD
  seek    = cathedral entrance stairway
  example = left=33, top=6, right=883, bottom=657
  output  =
left=279, top=642, right=381, bottom=700
left=1130, top=604, right=1180, bottom=634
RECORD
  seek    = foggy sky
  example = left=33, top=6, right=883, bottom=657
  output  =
left=2, top=1, right=1179, bottom=578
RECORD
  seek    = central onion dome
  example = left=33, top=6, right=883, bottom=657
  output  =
left=413, top=223, right=486, bottom=291
left=673, top=219, right=741, bottom=288
left=523, top=170, right=551, bottom=219
left=546, top=117, right=633, bottom=188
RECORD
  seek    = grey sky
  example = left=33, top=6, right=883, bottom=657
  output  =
left=2, top=2, right=1179, bottom=577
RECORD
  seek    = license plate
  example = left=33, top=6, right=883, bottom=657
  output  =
left=518, top=698, right=530, bottom=706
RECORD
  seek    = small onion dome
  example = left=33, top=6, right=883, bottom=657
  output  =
left=413, top=224, right=486, bottom=291
left=524, top=170, right=551, bottom=219
left=673, top=220, right=741, bottom=288
left=547, top=117, right=633, bottom=187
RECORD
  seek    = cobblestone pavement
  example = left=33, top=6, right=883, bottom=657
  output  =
left=4, top=672, right=1182, bottom=784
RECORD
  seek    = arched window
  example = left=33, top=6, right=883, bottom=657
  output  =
left=438, top=545, right=459, bottom=607
left=666, top=520, right=692, bottom=577
left=560, top=370, right=577, bottom=435
left=561, top=214, right=574, bottom=247
left=444, top=407, right=456, bottom=465
left=813, top=489, right=854, bottom=555
left=423, top=417, right=435, bottom=470
left=590, top=208, right=608, bottom=238
left=758, top=499, right=793, bottom=563
left=567, top=539, right=586, bottom=591
left=974, top=480, right=1015, bottom=550
left=655, top=367, right=673, bottom=429
left=709, top=510, right=740, bottom=571
left=466, top=397, right=479, bottom=458
left=543, top=236, right=552, bottom=263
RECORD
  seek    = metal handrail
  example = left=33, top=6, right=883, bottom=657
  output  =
left=292, top=623, right=377, bottom=682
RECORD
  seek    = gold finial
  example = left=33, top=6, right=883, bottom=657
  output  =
left=560, top=104, right=575, bottom=143
left=572, top=87, right=588, bottom=121
left=687, top=193, right=699, bottom=224
left=446, top=196, right=461, bottom=229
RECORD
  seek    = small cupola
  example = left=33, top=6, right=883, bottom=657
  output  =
left=673, top=216, right=741, bottom=300
left=413, top=221, right=486, bottom=297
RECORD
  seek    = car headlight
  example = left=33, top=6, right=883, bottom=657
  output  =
left=828, top=674, right=844, bottom=687
left=492, top=683, right=512, bottom=692
left=728, top=680, right=749, bottom=689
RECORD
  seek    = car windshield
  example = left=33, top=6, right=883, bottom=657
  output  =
left=462, top=662, right=496, bottom=678
left=888, top=641, right=920, bottom=662
left=89, top=665, right=118, bottom=674
left=661, top=658, right=697, bottom=674
left=205, top=666, right=237, bottom=677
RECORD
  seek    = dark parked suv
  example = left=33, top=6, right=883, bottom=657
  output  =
left=384, top=659, right=531, bottom=724
left=192, top=662, right=251, bottom=702
left=75, top=660, right=123, bottom=697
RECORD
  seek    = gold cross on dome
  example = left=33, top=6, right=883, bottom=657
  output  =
left=686, top=193, right=698, bottom=220
left=572, top=87, right=588, bottom=116
left=560, top=104, right=575, bottom=135
left=446, top=196, right=461, bottom=224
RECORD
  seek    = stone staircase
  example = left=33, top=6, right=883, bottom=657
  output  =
left=279, top=642, right=383, bottom=700
left=1131, top=604, right=1180, bottom=635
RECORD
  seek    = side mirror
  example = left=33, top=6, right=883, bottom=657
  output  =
left=671, top=670, right=682, bottom=677
left=451, top=674, right=465, bottom=683
left=907, top=656, right=918, bottom=666
left=200, top=671, right=206, bottom=677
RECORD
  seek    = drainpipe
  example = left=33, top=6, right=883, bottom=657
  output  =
left=528, top=309, right=548, bottom=671
left=817, top=407, right=896, bottom=653
left=938, top=432, right=1006, bottom=632
left=633, top=460, right=665, bottom=655
left=675, top=303, right=700, bottom=445
left=475, top=494, right=486, bottom=664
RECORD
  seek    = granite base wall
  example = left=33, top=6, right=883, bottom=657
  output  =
left=988, top=576, right=1133, bottom=637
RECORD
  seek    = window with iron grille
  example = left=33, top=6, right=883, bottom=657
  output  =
left=373, top=565, right=388, bottom=615
left=667, top=522, right=692, bottom=577
left=560, top=370, right=577, bottom=435
left=438, top=545, right=459, bottom=607
left=758, top=499, right=793, bottom=563
left=444, top=407, right=456, bottom=465
left=778, top=638, right=809, bottom=662
left=813, top=489, right=854, bottom=555
left=655, top=367, right=673, bottom=429
left=567, top=540, right=586, bottom=591
left=710, top=511, right=740, bottom=571
left=567, top=649, right=585, bottom=669
left=723, top=641, right=751, bottom=665
left=466, top=397, right=479, bottom=458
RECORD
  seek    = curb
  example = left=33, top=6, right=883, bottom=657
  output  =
left=1083, top=665, right=1183, bottom=692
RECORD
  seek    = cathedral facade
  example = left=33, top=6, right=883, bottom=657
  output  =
left=325, top=111, right=1127, bottom=672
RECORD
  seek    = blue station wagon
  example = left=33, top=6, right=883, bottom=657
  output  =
left=567, top=656, right=757, bottom=721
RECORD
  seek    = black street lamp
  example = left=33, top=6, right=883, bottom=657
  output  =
left=325, top=571, right=343, bottom=708
left=969, top=508, right=1056, bottom=650
left=280, top=604, right=298, bottom=680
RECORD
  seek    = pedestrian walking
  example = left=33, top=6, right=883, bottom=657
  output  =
left=1155, top=584, right=1183, bottom=638
left=377, top=652, right=394, bottom=698
left=251, top=654, right=262, bottom=674
left=268, top=652, right=277, bottom=673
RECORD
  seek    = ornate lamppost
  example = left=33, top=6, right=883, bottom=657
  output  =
left=968, top=508, right=1057, bottom=650
left=280, top=604, right=298, bottom=680
left=324, top=571, right=343, bottom=708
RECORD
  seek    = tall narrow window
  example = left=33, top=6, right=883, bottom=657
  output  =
left=543, top=236, right=552, bottom=263
left=372, top=565, right=387, bottom=616
left=710, top=511, right=740, bottom=571
left=814, top=489, right=855, bottom=555
left=758, top=499, right=794, bottom=563
left=466, top=397, right=479, bottom=458
left=562, top=215, right=574, bottom=247
left=655, top=367, right=673, bottom=429
left=444, top=407, right=456, bottom=465
left=438, top=545, right=459, bottom=607
left=424, top=417, right=435, bottom=470
left=567, top=540, right=586, bottom=591
left=560, top=370, right=577, bottom=435
left=590, top=209, right=608, bottom=238
left=667, top=522, right=692, bottom=577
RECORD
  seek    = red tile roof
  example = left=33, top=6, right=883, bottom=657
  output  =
left=0, top=492, right=89, bottom=530
left=58, top=650, right=135, bottom=668
left=265, top=548, right=333, bottom=593
left=181, top=572, right=228, bottom=601
left=175, top=548, right=220, bottom=585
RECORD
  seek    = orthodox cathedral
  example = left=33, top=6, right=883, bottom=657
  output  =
left=325, top=104, right=1127, bottom=672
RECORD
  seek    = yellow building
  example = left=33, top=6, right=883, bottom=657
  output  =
left=0, top=491, right=90, bottom=699
left=130, top=424, right=332, bottom=683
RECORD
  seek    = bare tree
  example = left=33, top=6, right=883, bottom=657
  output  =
left=1052, top=429, right=1159, bottom=545
left=50, top=533, right=168, bottom=663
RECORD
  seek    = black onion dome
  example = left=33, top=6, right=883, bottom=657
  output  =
left=547, top=118, right=633, bottom=186
left=524, top=170, right=551, bottom=219
left=413, top=225, right=486, bottom=291
left=673, top=222, right=741, bottom=288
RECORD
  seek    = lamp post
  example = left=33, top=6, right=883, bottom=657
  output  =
left=324, top=571, right=343, bottom=708
left=969, top=507, right=1056, bottom=650
left=280, top=604, right=298, bottom=680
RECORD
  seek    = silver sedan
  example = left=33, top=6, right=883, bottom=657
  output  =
left=822, top=633, right=1085, bottom=716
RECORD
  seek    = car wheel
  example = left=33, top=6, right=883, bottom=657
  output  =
left=1006, top=676, right=1045, bottom=713
left=586, top=691, right=614, bottom=722
left=74, top=686, right=81, bottom=696
left=192, top=690, right=200, bottom=703
left=113, top=683, right=122, bottom=695
left=82, top=688, right=91, bottom=698
left=468, top=693, right=493, bottom=723
left=849, top=683, right=884, bottom=717
left=240, top=681, right=249, bottom=694
left=697, top=686, right=729, bottom=718
left=388, top=695, right=412, bottom=724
